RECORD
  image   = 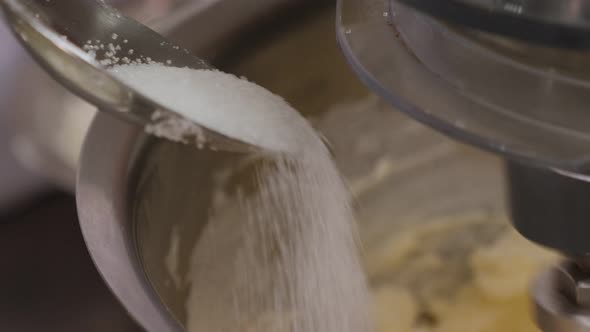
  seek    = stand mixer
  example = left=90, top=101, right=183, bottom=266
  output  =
left=2, top=0, right=589, bottom=330
left=337, top=0, right=590, bottom=330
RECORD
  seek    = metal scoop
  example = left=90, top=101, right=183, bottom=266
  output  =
left=0, top=0, right=257, bottom=153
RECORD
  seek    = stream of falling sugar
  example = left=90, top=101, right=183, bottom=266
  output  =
left=109, top=63, right=372, bottom=332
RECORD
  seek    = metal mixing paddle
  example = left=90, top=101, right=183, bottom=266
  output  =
left=0, top=0, right=256, bottom=153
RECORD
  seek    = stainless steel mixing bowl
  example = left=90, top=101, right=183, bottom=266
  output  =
left=77, top=2, right=508, bottom=331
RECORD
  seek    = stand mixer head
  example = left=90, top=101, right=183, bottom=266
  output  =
left=336, top=0, right=590, bottom=330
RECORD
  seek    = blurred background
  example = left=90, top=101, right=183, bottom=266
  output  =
left=0, top=1, right=179, bottom=330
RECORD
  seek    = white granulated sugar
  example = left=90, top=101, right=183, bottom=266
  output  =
left=115, top=62, right=373, bottom=332
left=164, top=226, right=182, bottom=289
left=185, top=153, right=372, bottom=332
left=109, top=64, right=316, bottom=153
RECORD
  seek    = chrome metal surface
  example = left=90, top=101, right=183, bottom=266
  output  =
left=77, top=115, right=183, bottom=332
left=533, top=265, right=590, bottom=332
left=0, top=0, right=174, bottom=197
left=555, top=261, right=590, bottom=307
left=4, top=0, right=282, bottom=191
left=0, top=0, right=255, bottom=153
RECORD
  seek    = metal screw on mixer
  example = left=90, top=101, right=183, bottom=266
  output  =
left=533, top=260, right=590, bottom=332
left=555, top=260, right=590, bottom=308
